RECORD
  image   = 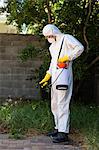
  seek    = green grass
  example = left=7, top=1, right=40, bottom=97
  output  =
left=0, top=100, right=54, bottom=138
left=0, top=99, right=99, bottom=149
left=71, top=103, right=99, bottom=149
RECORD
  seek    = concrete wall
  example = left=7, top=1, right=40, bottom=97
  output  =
left=0, top=33, right=43, bottom=99
left=0, top=34, right=99, bottom=104
left=0, top=23, right=18, bottom=34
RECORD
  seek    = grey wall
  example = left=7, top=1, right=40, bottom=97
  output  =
left=0, top=34, right=43, bottom=99
left=0, top=34, right=99, bottom=105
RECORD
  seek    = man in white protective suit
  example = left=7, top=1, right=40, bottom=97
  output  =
left=39, top=24, right=84, bottom=143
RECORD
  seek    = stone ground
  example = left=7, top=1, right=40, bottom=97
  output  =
left=0, top=134, right=87, bottom=150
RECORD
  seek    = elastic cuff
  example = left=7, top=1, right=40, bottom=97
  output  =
left=46, top=70, right=51, bottom=76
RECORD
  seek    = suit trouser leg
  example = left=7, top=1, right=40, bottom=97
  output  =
left=51, top=82, right=72, bottom=132
left=51, top=85, right=58, bottom=130
left=57, top=83, right=73, bottom=133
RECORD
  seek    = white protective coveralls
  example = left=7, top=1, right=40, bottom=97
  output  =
left=43, top=24, right=84, bottom=133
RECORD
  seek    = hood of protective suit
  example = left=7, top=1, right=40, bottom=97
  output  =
left=43, top=24, right=62, bottom=37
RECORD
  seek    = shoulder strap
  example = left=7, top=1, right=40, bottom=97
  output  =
left=57, top=37, right=64, bottom=60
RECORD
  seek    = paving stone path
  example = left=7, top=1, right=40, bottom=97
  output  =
left=0, top=134, right=86, bottom=150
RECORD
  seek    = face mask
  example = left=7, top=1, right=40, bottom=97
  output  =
left=47, top=38, right=55, bottom=43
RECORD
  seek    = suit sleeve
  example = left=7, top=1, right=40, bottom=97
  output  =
left=65, top=34, right=84, bottom=61
left=46, top=58, right=52, bottom=76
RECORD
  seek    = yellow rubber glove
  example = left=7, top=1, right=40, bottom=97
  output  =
left=58, top=55, right=69, bottom=63
left=41, top=82, right=48, bottom=88
left=39, top=73, right=51, bottom=85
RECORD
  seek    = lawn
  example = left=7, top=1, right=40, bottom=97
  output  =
left=0, top=99, right=99, bottom=149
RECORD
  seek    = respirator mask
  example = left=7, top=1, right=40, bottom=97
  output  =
left=48, top=37, right=55, bottom=43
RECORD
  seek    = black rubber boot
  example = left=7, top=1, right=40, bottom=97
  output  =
left=52, top=132, right=69, bottom=143
left=47, top=129, right=58, bottom=137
